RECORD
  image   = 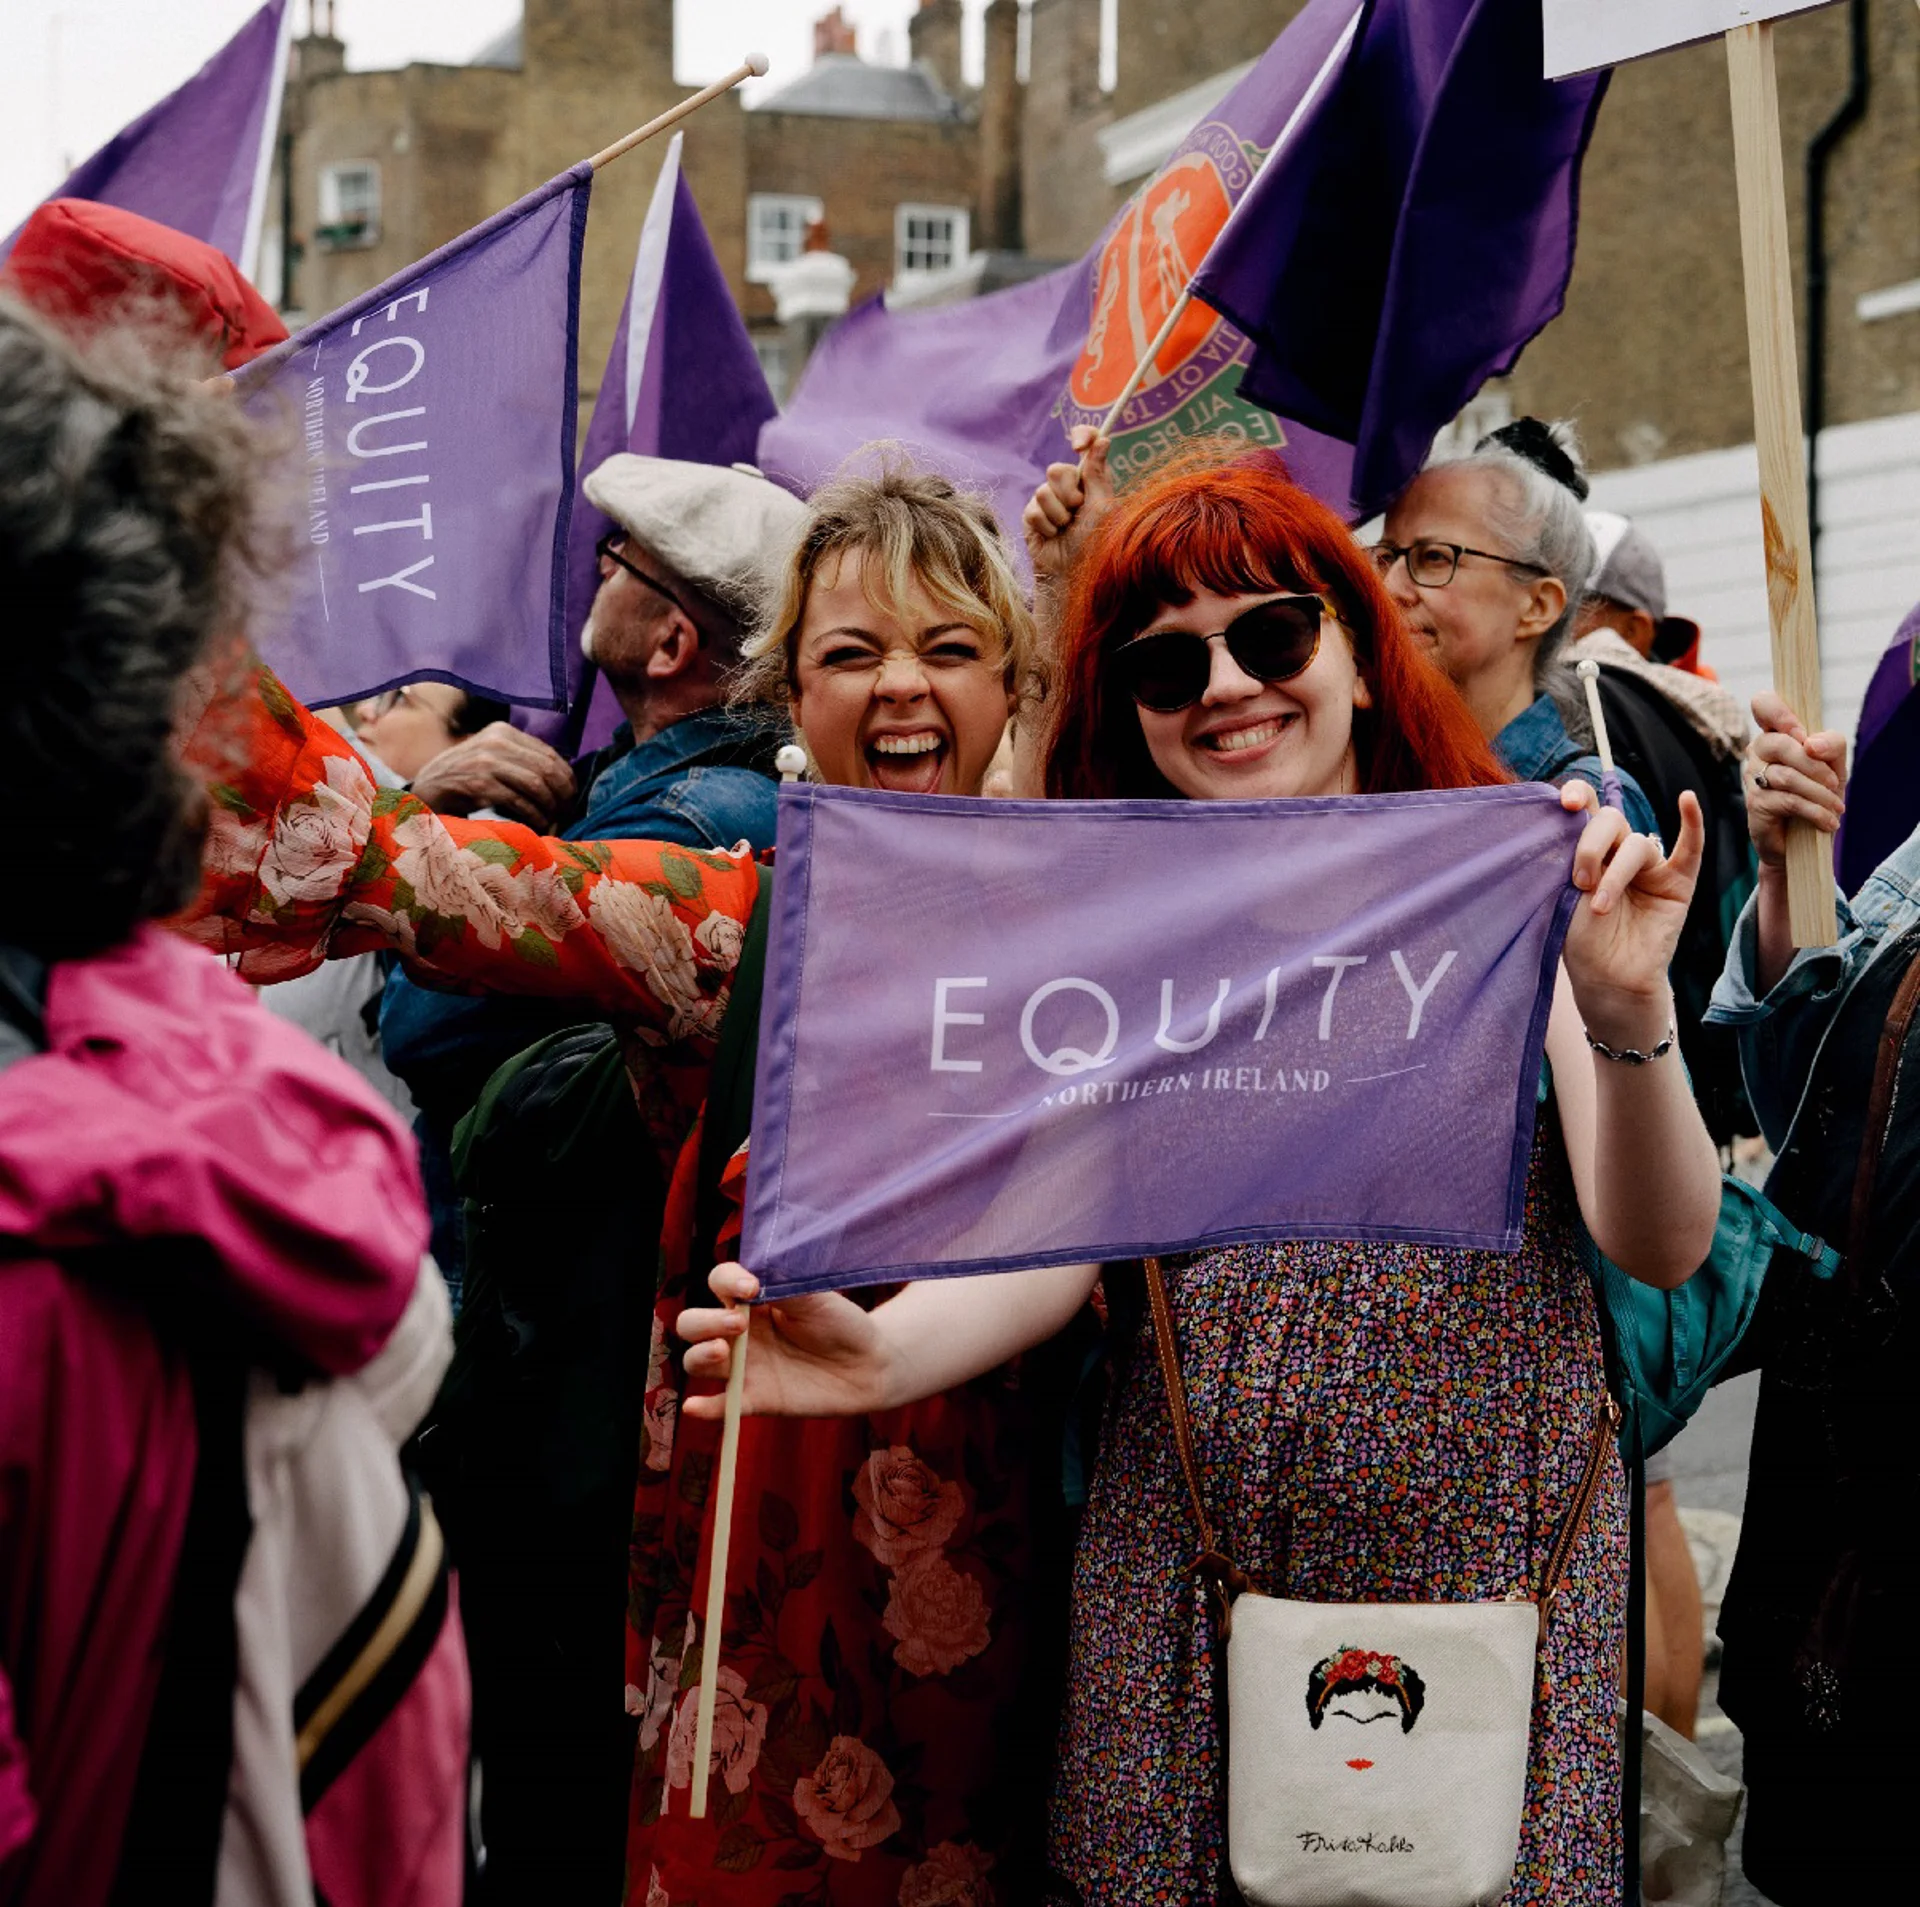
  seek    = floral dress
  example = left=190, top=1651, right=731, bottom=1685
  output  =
left=1053, top=1132, right=1628, bottom=1905
left=179, top=666, right=1065, bottom=1905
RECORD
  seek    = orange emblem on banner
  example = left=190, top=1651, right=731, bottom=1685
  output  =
left=1070, top=151, right=1234, bottom=411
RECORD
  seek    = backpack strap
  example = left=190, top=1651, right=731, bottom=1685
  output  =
left=1845, top=946, right=1920, bottom=1266
left=692, top=868, right=773, bottom=1275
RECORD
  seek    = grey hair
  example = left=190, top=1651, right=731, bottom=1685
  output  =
left=1435, top=421, right=1596, bottom=742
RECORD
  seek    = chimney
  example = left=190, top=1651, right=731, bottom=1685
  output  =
left=813, top=8, right=858, bottom=60
left=978, top=0, right=1023, bottom=251
left=909, top=0, right=964, bottom=102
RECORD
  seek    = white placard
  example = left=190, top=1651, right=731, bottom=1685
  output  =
left=1543, top=1, right=1840, bottom=78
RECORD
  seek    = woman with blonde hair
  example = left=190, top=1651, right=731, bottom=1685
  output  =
left=175, top=459, right=1071, bottom=1902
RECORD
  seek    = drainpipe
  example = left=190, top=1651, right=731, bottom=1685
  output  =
left=1805, top=0, right=1869, bottom=598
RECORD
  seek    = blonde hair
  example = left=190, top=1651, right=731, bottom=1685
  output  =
left=735, top=453, right=1041, bottom=712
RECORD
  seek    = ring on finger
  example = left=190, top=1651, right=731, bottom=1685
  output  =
left=1753, top=767, right=1770, bottom=792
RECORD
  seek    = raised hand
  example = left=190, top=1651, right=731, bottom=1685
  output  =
left=1560, top=781, right=1704, bottom=1049
left=1743, top=688, right=1846, bottom=871
left=1022, top=424, right=1114, bottom=591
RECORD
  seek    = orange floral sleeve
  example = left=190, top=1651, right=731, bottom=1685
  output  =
left=173, top=660, right=763, bottom=1060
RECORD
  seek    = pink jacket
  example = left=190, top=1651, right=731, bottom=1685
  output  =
left=0, top=926, right=459, bottom=1907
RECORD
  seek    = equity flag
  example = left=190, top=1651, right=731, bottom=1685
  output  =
left=524, top=132, right=777, bottom=754
left=742, top=785, right=1581, bottom=1296
left=1837, top=602, right=1920, bottom=896
left=236, top=166, right=592, bottom=711
left=1191, top=0, right=1608, bottom=515
left=759, top=0, right=1605, bottom=534
left=1, top=0, right=292, bottom=279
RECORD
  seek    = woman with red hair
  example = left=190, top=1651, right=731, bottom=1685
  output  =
left=685, top=444, right=1722, bottom=1903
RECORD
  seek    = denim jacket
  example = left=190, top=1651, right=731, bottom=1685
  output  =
left=1493, top=692, right=1659, bottom=836
left=1706, top=826, right=1920, bottom=1150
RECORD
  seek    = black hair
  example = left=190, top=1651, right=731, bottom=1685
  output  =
left=450, top=694, right=511, bottom=737
left=1306, top=1654, right=1427, bottom=1734
left=0, top=297, right=279, bottom=960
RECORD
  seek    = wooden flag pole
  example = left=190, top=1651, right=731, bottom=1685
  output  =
left=688, top=740, right=804, bottom=1820
left=688, top=1320, right=750, bottom=1818
left=1725, top=21, right=1838, bottom=945
left=587, top=55, right=768, bottom=172
left=1097, top=285, right=1201, bottom=440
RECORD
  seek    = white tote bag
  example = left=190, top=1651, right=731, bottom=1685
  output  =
left=1145, top=1259, right=1619, bottom=1907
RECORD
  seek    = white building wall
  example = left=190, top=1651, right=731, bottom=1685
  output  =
left=1585, top=410, right=1920, bottom=746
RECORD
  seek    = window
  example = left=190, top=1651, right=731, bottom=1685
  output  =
left=317, top=162, right=380, bottom=250
left=894, top=204, right=969, bottom=279
left=747, top=194, right=824, bottom=284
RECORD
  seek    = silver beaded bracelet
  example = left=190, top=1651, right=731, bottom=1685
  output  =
left=1583, top=1019, right=1676, bottom=1065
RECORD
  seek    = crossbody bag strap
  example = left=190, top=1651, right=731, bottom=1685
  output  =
left=1143, top=1255, right=1253, bottom=1636
left=1844, top=945, right=1920, bottom=1265
left=1147, top=1257, right=1620, bottom=1645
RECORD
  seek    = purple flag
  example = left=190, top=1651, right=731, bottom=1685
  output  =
left=1192, top=0, right=1608, bottom=514
left=236, top=166, right=592, bottom=711
left=523, top=132, right=777, bottom=754
left=1, top=0, right=291, bottom=276
left=742, top=785, right=1581, bottom=1296
left=1836, top=601, right=1920, bottom=896
left=760, top=0, right=1605, bottom=533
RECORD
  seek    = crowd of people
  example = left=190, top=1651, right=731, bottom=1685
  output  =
left=0, top=199, right=1909, bottom=1907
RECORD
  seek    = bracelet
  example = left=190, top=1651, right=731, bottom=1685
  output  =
left=1583, top=1019, right=1676, bottom=1065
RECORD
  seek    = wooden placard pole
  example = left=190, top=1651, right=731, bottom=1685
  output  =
left=586, top=55, right=768, bottom=172
left=1725, top=22, right=1838, bottom=945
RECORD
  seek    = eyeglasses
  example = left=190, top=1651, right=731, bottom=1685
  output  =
left=596, top=532, right=689, bottom=620
left=1368, top=538, right=1550, bottom=589
left=1111, top=594, right=1332, bottom=714
left=363, top=684, right=431, bottom=720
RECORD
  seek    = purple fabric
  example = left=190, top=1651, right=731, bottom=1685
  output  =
left=522, top=138, right=776, bottom=754
left=1837, top=601, right=1920, bottom=896
left=0, top=0, right=287, bottom=267
left=742, top=784, right=1582, bottom=1296
left=759, top=0, right=1369, bottom=537
left=235, top=166, right=591, bottom=711
left=760, top=0, right=1606, bottom=533
left=1195, top=0, right=1608, bottom=515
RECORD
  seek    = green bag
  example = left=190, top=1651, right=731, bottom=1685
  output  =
left=1581, top=1173, right=1840, bottom=1462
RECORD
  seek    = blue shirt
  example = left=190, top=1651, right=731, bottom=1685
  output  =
left=1493, top=692, right=1659, bottom=835
left=1707, top=825, right=1920, bottom=1150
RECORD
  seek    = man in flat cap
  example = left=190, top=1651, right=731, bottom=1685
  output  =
left=379, top=455, right=803, bottom=1278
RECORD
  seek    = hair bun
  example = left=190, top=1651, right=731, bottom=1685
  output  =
left=1475, top=417, right=1589, bottom=501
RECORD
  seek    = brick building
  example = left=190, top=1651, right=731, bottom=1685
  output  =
left=271, top=1, right=1920, bottom=733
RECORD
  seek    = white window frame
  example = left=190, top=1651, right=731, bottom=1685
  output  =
left=893, top=203, right=969, bottom=281
left=317, top=161, right=381, bottom=250
left=747, top=193, right=824, bottom=285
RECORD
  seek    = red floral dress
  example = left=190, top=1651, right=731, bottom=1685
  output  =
left=178, top=668, right=1061, bottom=1906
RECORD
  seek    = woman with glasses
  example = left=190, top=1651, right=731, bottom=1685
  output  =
left=682, top=443, right=1723, bottom=1903
left=1373, top=419, right=1658, bottom=833
left=352, top=681, right=511, bottom=788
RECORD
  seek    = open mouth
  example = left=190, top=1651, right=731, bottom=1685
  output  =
left=866, top=729, right=948, bottom=794
left=1197, top=713, right=1297, bottom=758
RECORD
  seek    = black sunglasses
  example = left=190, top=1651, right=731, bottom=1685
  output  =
left=1111, top=593, right=1333, bottom=714
left=596, top=532, right=689, bottom=619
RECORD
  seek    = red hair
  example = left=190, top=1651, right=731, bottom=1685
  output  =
left=1043, top=444, right=1508, bottom=800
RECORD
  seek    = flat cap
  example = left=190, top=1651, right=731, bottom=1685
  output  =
left=583, top=454, right=804, bottom=618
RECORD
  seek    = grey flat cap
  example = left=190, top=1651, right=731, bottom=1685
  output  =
left=583, top=454, right=804, bottom=617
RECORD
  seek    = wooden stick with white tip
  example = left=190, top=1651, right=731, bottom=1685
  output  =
left=688, top=740, right=805, bottom=1821
left=587, top=55, right=768, bottom=172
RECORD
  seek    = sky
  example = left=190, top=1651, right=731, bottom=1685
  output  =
left=0, top=1, right=991, bottom=238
